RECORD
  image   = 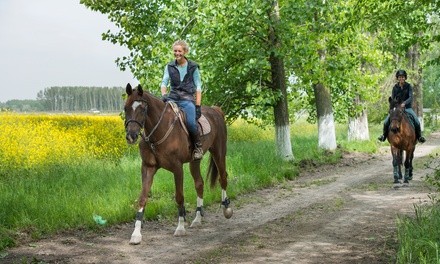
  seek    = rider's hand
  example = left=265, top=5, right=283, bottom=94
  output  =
left=196, top=105, right=201, bottom=119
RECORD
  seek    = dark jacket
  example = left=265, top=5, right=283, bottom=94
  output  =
left=167, top=59, right=199, bottom=101
left=391, top=82, right=413, bottom=109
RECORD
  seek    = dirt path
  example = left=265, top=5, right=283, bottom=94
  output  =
left=3, top=132, right=440, bottom=264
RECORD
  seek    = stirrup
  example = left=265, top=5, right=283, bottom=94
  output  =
left=378, top=135, right=386, bottom=142
left=418, top=136, right=426, bottom=143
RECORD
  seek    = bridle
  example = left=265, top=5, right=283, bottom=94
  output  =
left=125, top=99, right=179, bottom=152
left=389, top=105, right=409, bottom=133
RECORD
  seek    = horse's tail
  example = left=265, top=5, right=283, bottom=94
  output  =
left=207, top=155, right=219, bottom=188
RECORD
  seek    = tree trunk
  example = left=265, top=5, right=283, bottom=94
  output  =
left=270, top=54, right=293, bottom=161
left=348, top=94, right=369, bottom=141
left=268, top=0, right=293, bottom=161
left=406, top=45, right=424, bottom=130
left=314, top=83, right=337, bottom=151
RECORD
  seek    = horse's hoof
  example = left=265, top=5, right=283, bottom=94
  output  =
left=174, top=228, right=186, bottom=236
left=223, top=207, right=233, bottom=219
left=190, top=219, right=202, bottom=228
left=129, top=235, right=142, bottom=245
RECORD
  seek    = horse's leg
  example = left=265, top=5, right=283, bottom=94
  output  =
left=398, top=150, right=403, bottom=180
left=189, top=160, right=204, bottom=227
left=403, top=151, right=411, bottom=184
left=130, top=165, right=157, bottom=245
left=391, top=147, right=400, bottom=184
left=212, top=151, right=233, bottom=219
left=173, top=165, right=186, bottom=236
left=405, top=150, right=414, bottom=181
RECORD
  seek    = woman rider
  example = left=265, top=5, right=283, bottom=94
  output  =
left=378, top=69, right=426, bottom=143
left=160, top=40, right=204, bottom=160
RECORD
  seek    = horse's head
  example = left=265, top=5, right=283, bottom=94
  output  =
left=388, top=96, right=405, bottom=133
left=124, top=83, right=148, bottom=144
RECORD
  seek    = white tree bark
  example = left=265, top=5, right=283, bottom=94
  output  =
left=276, top=124, right=294, bottom=161
left=318, top=113, right=337, bottom=151
left=348, top=110, right=370, bottom=141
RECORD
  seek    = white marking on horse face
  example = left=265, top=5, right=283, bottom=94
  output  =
left=132, top=101, right=142, bottom=111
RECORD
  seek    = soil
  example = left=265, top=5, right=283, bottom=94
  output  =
left=2, top=132, right=440, bottom=264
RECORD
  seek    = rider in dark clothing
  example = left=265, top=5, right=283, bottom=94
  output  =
left=378, top=70, right=426, bottom=143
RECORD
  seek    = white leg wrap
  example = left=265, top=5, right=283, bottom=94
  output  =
left=197, top=197, right=203, bottom=207
left=190, top=197, right=203, bottom=228
left=174, top=216, right=186, bottom=236
left=221, top=189, right=227, bottom=203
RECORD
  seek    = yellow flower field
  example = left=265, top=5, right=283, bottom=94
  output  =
left=0, top=113, right=127, bottom=172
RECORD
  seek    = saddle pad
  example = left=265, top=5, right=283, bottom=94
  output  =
left=404, top=111, right=415, bottom=128
left=197, top=115, right=211, bottom=135
left=168, top=102, right=211, bottom=136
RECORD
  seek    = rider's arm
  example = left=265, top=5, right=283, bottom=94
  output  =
left=403, top=85, right=413, bottom=108
left=160, top=65, right=170, bottom=96
left=193, top=68, right=202, bottom=105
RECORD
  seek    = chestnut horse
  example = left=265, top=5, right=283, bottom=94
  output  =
left=387, top=96, right=417, bottom=187
left=124, top=83, right=233, bottom=245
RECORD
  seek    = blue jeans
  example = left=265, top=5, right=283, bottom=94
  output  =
left=173, top=100, right=197, bottom=135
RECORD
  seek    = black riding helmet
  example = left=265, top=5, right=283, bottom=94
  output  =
left=396, top=69, right=407, bottom=79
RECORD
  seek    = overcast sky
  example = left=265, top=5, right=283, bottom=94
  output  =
left=0, top=0, right=138, bottom=102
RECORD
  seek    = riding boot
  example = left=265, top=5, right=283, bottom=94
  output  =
left=414, top=122, right=426, bottom=143
left=378, top=122, right=389, bottom=142
left=190, top=132, right=204, bottom=160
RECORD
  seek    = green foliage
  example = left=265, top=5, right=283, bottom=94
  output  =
left=0, top=227, right=15, bottom=250
left=397, top=203, right=440, bottom=264
left=1, top=86, right=127, bottom=113
left=0, top=99, right=45, bottom=112
left=37, top=86, right=125, bottom=112
left=79, top=0, right=389, bottom=123
left=395, top=149, right=440, bottom=264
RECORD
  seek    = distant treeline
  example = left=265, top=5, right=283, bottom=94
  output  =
left=1, top=86, right=126, bottom=112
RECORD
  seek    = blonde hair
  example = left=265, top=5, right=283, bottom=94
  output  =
left=173, top=40, right=189, bottom=53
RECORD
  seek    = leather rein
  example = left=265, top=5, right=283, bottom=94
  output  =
left=125, top=100, right=178, bottom=153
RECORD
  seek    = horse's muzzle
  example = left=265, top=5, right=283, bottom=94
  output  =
left=390, top=126, right=400, bottom=133
left=126, top=131, right=139, bottom=144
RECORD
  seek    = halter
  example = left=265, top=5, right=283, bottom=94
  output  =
left=125, top=100, right=179, bottom=153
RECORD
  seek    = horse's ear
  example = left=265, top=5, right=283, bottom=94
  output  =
left=126, top=83, right=133, bottom=95
left=137, top=84, right=143, bottom=96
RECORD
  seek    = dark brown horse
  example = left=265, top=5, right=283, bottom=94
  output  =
left=124, top=83, right=233, bottom=245
left=387, top=96, right=417, bottom=187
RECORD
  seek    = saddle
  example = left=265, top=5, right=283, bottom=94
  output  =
left=403, top=110, right=416, bottom=129
left=168, top=102, right=211, bottom=136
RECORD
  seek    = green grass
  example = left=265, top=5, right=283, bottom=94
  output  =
left=397, top=203, right=440, bottom=264
left=395, top=147, right=440, bottom=264
left=0, top=120, right=386, bottom=251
